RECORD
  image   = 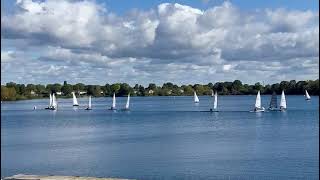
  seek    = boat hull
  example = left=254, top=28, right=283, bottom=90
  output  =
left=252, top=107, right=265, bottom=112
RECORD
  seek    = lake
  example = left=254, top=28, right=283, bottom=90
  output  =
left=1, top=95, right=319, bottom=179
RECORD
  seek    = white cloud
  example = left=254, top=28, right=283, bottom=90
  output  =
left=1, top=51, right=15, bottom=62
left=1, top=0, right=319, bottom=85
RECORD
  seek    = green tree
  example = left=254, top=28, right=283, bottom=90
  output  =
left=110, top=84, right=121, bottom=94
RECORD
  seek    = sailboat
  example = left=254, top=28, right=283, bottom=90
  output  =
left=72, top=92, right=79, bottom=106
left=210, top=91, right=218, bottom=112
left=268, top=91, right=278, bottom=111
left=194, top=91, right=199, bottom=103
left=124, top=93, right=130, bottom=111
left=109, top=93, right=116, bottom=110
left=50, top=93, right=57, bottom=110
left=279, top=90, right=287, bottom=111
left=211, top=90, right=214, bottom=97
left=253, top=91, right=265, bottom=112
left=305, top=90, right=311, bottom=101
left=45, top=93, right=52, bottom=109
left=85, top=96, right=92, bottom=110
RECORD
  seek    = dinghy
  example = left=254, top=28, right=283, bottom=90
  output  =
left=109, top=93, right=116, bottom=110
left=305, top=90, right=311, bottom=100
left=50, top=93, right=57, bottom=110
left=124, top=93, right=130, bottom=110
left=72, top=92, right=79, bottom=106
left=253, top=91, right=265, bottom=112
left=268, top=91, right=278, bottom=111
left=45, top=93, right=53, bottom=109
left=194, top=91, right=199, bottom=103
left=279, top=90, right=287, bottom=111
left=210, top=91, right=219, bottom=112
left=85, top=96, right=92, bottom=110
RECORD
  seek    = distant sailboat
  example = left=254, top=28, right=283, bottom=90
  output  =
left=72, top=92, right=79, bottom=106
left=124, top=93, right=130, bottom=110
left=109, top=93, right=116, bottom=110
left=51, top=93, right=57, bottom=110
left=45, top=93, right=52, bottom=109
left=211, top=90, right=214, bottom=97
left=210, top=91, right=218, bottom=112
left=279, top=90, right=287, bottom=111
left=85, top=96, right=92, bottom=110
left=194, top=91, right=199, bottom=103
left=268, top=91, right=278, bottom=111
left=305, top=90, right=311, bottom=100
left=253, top=91, right=265, bottom=112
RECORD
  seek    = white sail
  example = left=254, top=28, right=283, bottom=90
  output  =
left=280, top=90, right=287, bottom=109
left=72, top=92, right=79, bottom=106
left=125, top=93, right=130, bottom=109
left=49, top=93, right=52, bottom=107
left=194, top=91, right=199, bottom=103
left=88, top=96, right=92, bottom=109
left=52, top=93, right=57, bottom=109
left=112, top=93, right=116, bottom=108
left=305, top=90, right=311, bottom=100
left=211, top=90, right=214, bottom=97
left=213, top=91, right=218, bottom=109
left=255, top=91, right=261, bottom=108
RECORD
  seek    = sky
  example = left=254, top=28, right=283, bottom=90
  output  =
left=1, top=0, right=319, bottom=86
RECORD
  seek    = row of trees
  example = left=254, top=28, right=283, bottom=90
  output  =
left=1, top=79, right=318, bottom=101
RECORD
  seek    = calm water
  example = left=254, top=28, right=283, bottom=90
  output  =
left=1, top=95, right=319, bottom=179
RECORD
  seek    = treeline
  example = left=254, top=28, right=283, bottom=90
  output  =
left=1, top=79, right=318, bottom=101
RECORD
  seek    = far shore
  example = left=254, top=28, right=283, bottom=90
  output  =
left=1, top=94, right=318, bottom=102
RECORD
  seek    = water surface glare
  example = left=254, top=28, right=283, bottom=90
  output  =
left=1, top=96, right=319, bottom=179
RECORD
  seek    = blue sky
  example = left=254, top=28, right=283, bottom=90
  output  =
left=99, top=0, right=319, bottom=14
left=1, top=0, right=319, bottom=85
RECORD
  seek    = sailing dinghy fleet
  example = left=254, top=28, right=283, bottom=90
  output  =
left=41, top=89, right=311, bottom=112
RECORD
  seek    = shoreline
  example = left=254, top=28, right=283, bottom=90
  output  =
left=1, top=94, right=317, bottom=102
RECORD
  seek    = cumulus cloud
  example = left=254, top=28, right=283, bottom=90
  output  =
left=1, top=0, right=319, bottom=85
left=1, top=50, right=16, bottom=62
